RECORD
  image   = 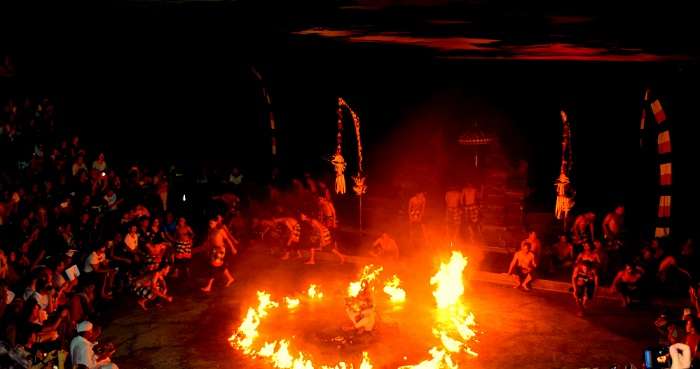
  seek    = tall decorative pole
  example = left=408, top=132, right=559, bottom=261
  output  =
left=334, top=97, right=367, bottom=229
left=555, top=110, right=575, bottom=231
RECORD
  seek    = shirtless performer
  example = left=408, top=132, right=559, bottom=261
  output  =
left=572, top=212, right=596, bottom=252
left=370, top=233, right=399, bottom=261
left=461, top=183, right=481, bottom=242
left=572, top=261, right=598, bottom=316
left=408, top=191, right=427, bottom=244
left=170, top=217, right=194, bottom=278
left=201, top=218, right=237, bottom=292
left=602, top=205, right=624, bottom=249
left=273, top=216, right=302, bottom=260
left=318, top=196, right=337, bottom=230
left=300, top=213, right=346, bottom=265
left=508, top=242, right=537, bottom=290
left=445, top=187, right=463, bottom=243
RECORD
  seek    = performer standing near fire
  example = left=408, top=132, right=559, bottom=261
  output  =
left=408, top=191, right=427, bottom=245
left=201, top=218, right=237, bottom=293
left=300, top=213, right=346, bottom=265
left=461, top=182, right=481, bottom=243
left=273, top=216, right=302, bottom=261
left=508, top=242, right=537, bottom=290
left=445, top=186, right=463, bottom=243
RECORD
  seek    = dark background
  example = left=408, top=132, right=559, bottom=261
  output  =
left=1, top=0, right=698, bottom=242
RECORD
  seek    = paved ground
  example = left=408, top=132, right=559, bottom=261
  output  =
left=101, top=247, right=659, bottom=369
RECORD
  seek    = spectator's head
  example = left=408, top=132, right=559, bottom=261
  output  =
left=128, top=225, right=138, bottom=235
left=651, top=238, right=660, bottom=250
left=177, top=217, right=187, bottom=227
left=559, top=235, right=568, bottom=243
left=586, top=212, right=596, bottom=221
left=300, top=213, right=310, bottom=222
left=94, top=243, right=107, bottom=255
left=71, top=135, right=80, bottom=147
left=77, top=320, right=94, bottom=339
left=528, top=230, right=537, bottom=239
left=165, top=212, right=175, bottom=225
left=208, top=219, right=218, bottom=229
left=582, top=242, right=593, bottom=253
left=97, top=152, right=105, bottom=162
left=151, top=218, right=160, bottom=230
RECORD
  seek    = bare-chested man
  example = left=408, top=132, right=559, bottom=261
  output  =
left=602, top=205, right=624, bottom=249
left=508, top=242, right=537, bottom=290
left=273, top=216, right=302, bottom=260
left=300, top=213, right=346, bottom=265
left=445, top=187, right=463, bottom=243
left=370, top=233, right=399, bottom=261
left=201, top=218, right=237, bottom=292
left=318, top=196, right=337, bottom=230
left=408, top=191, right=427, bottom=244
left=170, top=217, right=194, bottom=278
left=572, top=212, right=596, bottom=251
left=461, top=183, right=481, bottom=242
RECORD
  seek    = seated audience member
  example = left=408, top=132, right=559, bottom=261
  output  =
left=70, top=321, right=119, bottom=369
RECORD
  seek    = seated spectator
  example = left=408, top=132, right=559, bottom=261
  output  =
left=70, top=321, right=119, bottom=369
left=92, top=153, right=107, bottom=172
left=70, top=280, right=97, bottom=326
left=507, top=242, right=537, bottom=291
left=684, top=315, right=699, bottom=357
left=83, top=243, right=115, bottom=300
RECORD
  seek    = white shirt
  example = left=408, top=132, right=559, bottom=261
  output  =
left=84, top=251, right=105, bottom=273
left=70, top=335, right=97, bottom=369
left=670, top=343, right=691, bottom=369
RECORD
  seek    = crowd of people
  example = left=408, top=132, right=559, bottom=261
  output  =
left=0, top=95, right=359, bottom=368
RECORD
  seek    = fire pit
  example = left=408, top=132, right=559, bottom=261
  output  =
left=229, top=251, right=479, bottom=369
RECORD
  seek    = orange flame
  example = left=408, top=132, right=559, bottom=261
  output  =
left=307, top=284, right=323, bottom=300
left=383, top=275, right=406, bottom=303
left=285, top=297, right=300, bottom=309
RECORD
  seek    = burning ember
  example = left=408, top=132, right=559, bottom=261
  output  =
left=229, top=251, right=478, bottom=369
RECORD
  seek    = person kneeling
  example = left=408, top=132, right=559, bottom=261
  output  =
left=508, top=242, right=537, bottom=291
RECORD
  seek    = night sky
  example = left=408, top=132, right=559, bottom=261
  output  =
left=2, top=0, right=699, bottom=239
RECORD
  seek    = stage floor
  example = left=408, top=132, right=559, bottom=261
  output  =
left=102, top=248, right=657, bottom=369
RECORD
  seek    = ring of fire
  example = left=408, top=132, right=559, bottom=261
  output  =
left=229, top=251, right=479, bottom=369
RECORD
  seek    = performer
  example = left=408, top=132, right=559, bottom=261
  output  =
left=571, top=260, right=598, bottom=316
left=508, top=242, right=537, bottom=290
left=571, top=212, right=596, bottom=252
left=273, top=216, right=302, bottom=260
left=300, top=213, right=346, bottom=265
left=370, top=232, right=399, bottom=261
left=170, top=217, right=194, bottom=278
left=200, top=218, right=237, bottom=292
left=344, top=283, right=376, bottom=333
left=445, top=187, right=463, bottom=243
left=461, top=183, right=481, bottom=242
left=318, top=195, right=337, bottom=230
left=132, top=265, right=173, bottom=311
left=408, top=191, right=427, bottom=244
left=602, top=205, right=625, bottom=250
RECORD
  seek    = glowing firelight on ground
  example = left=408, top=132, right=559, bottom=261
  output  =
left=229, top=251, right=477, bottom=369
left=307, top=284, right=323, bottom=300
left=285, top=297, right=300, bottom=309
